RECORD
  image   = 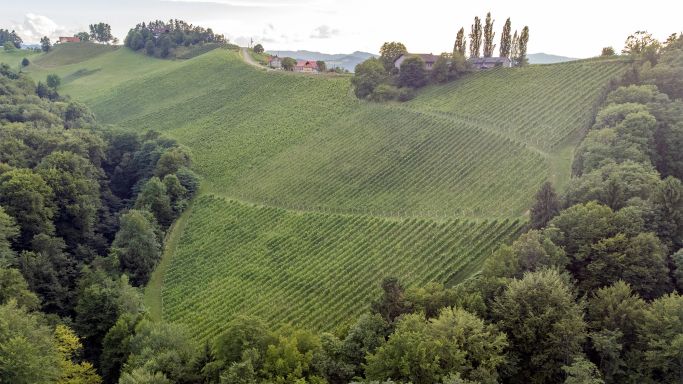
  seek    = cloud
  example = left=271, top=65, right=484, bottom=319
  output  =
left=310, top=24, right=339, bottom=39
left=12, top=13, right=75, bottom=43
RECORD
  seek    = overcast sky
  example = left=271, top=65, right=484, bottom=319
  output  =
left=2, top=0, right=680, bottom=58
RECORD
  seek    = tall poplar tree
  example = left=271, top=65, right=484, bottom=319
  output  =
left=483, top=12, right=496, bottom=57
left=499, top=18, right=512, bottom=58
left=469, top=16, right=482, bottom=58
left=511, top=30, right=520, bottom=65
left=518, top=26, right=530, bottom=66
left=453, top=27, right=466, bottom=56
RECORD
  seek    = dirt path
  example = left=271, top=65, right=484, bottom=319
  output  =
left=240, top=47, right=270, bottom=71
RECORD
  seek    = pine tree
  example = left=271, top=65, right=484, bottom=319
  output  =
left=511, top=30, right=519, bottom=65
left=483, top=12, right=496, bottom=57
left=453, top=27, right=466, bottom=57
left=469, top=17, right=482, bottom=58
left=518, top=26, right=530, bottom=66
left=530, top=181, right=560, bottom=229
left=499, top=18, right=512, bottom=58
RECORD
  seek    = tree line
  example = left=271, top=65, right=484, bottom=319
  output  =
left=124, top=19, right=226, bottom=58
left=0, top=62, right=200, bottom=383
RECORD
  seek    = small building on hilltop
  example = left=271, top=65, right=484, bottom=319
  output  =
left=58, top=36, right=81, bottom=44
left=294, top=60, right=318, bottom=73
left=469, top=57, right=512, bottom=70
left=394, top=53, right=440, bottom=71
left=268, top=55, right=282, bottom=69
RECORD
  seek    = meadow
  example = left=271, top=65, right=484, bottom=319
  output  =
left=11, top=44, right=627, bottom=338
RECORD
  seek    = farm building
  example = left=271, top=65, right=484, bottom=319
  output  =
left=469, top=57, right=512, bottom=69
left=58, top=36, right=81, bottom=43
left=268, top=56, right=282, bottom=69
left=394, top=53, right=440, bottom=71
left=294, top=60, right=319, bottom=73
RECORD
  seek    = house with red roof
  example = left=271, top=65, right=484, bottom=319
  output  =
left=294, top=60, right=319, bottom=73
left=58, top=36, right=81, bottom=44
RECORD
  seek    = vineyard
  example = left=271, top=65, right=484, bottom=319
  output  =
left=11, top=46, right=628, bottom=336
left=162, top=195, right=524, bottom=341
left=409, top=58, right=627, bottom=151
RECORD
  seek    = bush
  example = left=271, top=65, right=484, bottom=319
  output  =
left=369, top=84, right=399, bottom=102
left=398, top=87, right=416, bottom=102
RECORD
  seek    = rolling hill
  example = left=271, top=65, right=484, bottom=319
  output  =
left=13, top=44, right=627, bottom=339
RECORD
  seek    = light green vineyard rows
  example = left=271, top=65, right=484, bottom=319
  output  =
left=161, top=195, right=524, bottom=341
left=230, top=105, right=548, bottom=218
left=410, top=59, right=627, bottom=151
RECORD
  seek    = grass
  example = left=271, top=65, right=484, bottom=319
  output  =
left=4, top=44, right=627, bottom=338
left=0, top=48, right=40, bottom=70
left=32, top=42, right=118, bottom=68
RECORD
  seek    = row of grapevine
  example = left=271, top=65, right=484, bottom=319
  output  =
left=161, top=195, right=523, bottom=342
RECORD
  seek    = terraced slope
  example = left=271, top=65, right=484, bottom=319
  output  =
left=7, top=47, right=627, bottom=339
left=163, top=195, right=523, bottom=341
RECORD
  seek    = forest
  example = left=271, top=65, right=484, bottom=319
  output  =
left=0, top=26, right=682, bottom=384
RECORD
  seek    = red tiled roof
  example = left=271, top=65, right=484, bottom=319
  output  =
left=59, top=37, right=80, bottom=43
left=295, top=60, right=318, bottom=69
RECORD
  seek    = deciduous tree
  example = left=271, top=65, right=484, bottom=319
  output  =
left=469, top=17, right=482, bottom=58
left=483, top=12, right=496, bottom=57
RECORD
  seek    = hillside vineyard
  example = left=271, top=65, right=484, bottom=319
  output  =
left=21, top=45, right=627, bottom=338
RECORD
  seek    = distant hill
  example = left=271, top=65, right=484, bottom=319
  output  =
left=265, top=49, right=377, bottom=71
left=528, top=52, right=577, bottom=64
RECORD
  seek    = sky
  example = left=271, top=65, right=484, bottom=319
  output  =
left=1, top=0, right=681, bottom=58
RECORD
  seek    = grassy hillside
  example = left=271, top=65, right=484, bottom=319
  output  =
left=0, top=48, right=40, bottom=69
left=33, top=42, right=118, bottom=68
left=162, top=195, right=523, bottom=341
left=3, top=46, right=627, bottom=338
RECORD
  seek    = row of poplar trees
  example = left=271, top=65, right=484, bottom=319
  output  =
left=453, top=12, right=530, bottom=65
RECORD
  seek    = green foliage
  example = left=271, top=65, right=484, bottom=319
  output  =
left=469, top=16, right=482, bottom=58
left=123, top=319, right=199, bottom=383
left=379, top=42, right=407, bottom=72
left=47, top=73, right=61, bottom=89
left=351, top=57, right=387, bottom=98
left=492, top=269, right=586, bottom=384
left=261, top=327, right=322, bottom=382
left=119, top=368, right=170, bottom=384
left=0, top=168, right=55, bottom=246
left=253, top=44, right=264, bottom=54
left=40, top=36, right=51, bottom=52
left=89, top=22, right=114, bottom=43
left=21, top=57, right=29, bottom=67
left=483, top=12, right=496, bottom=58
left=530, top=181, right=560, bottom=229
left=587, top=281, right=648, bottom=382
left=563, top=357, right=605, bottom=384
left=583, top=233, right=672, bottom=299
left=602, top=47, right=616, bottom=57
left=0, top=301, right=60, bottom=384
left=0, top=268, right=40, bottom=309
left=371, top=277, right=412, bottom=323
left=499, top=18, right=512, bottom=58
left=37, top=151, right=101, bottom=248
left=111, top=210, right=161, bottom=286
left=0, top=206, right=19, bottom=267
left=642, top=293, right=683, bottom=382
left=213, top=316, right=274, bottom=365
left=125, top=19, right=225, bottom=59
left=281, top=57, right=296, bottom=71
left=398, top=56, right=427, bottom=88
left=134, top=177, right=174, bottom=227
left=365, top=308, right=507, bottom=384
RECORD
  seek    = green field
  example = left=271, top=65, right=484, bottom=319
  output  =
left=6, top=45, right=627, bottom=338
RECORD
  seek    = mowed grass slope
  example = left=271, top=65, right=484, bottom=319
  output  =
left=163, top=195, right=523, bottom=341
left=8, top=46, right=627, bottom=338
